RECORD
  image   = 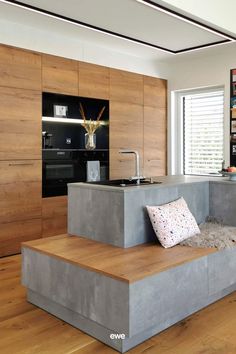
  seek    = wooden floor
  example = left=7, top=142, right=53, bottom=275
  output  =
left=1, top=255, right=236, bottom=354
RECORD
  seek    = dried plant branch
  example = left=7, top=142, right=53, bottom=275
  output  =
left=80, top=103, right=106, bottom=135
left=97, top=106, right=105, bottom=121
left=79, top=103, right=86, bottom=121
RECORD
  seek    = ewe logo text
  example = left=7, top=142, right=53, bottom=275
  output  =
left=110, top=333, right=126, bottom=340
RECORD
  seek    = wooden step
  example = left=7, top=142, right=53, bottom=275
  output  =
left=22, top=234, right=216, bottom=283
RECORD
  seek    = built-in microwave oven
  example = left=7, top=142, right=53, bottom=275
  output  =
left=42, top=149, right=109, bottom=197
left=42, top=150, right=85, bottom=197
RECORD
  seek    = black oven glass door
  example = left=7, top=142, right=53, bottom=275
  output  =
left=43, top=160, right=78, bottom=197
left=45, top=163, right=74, bottom=180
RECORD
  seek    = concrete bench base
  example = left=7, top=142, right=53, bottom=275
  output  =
left=27, top=283, right=236, bottom=353
left=22, top=245, right=236, bottom=353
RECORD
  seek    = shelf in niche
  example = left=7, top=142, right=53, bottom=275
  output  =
left=42, top=92, right=109, bottom=151
left=42, top=92, right=109, bottom=121
left=42, top=116, right=108, bottom=125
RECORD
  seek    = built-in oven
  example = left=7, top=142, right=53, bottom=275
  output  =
left=42, top=150, right=85, bottom=197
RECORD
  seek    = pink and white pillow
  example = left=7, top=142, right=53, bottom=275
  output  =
left=146, top=197, right=200, bottom=248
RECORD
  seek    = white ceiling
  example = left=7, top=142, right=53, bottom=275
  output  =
left=157, top=0, right=236, bottom=36
left=0, top=0, right=235, bottom=60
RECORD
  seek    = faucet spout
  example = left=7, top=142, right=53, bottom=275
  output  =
left=119, top=149, right=144, bottom=184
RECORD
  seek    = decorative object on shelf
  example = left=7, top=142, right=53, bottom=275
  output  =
left=84, top=132, right=96, bottom=150
left=53, top=104, right=68, bottom=118
left=79, top=103, right=105, bottom=150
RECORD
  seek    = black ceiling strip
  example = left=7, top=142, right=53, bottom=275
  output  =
left=2, top=0, right=235, bottom=54
left=140, top=0, right=236, bottom=41
left=3, top=0, right=175, bottom=54
left=176, top=39, right=230, bottom=54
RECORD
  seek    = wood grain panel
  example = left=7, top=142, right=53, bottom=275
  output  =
left=22, top=235, right=216, bottom=283
left=79, top=61, right=109, bottom=99
left=42, top=196, right=67, bottom=238
left=0, top=219, right=42, bottom=257
left=109, top=101, right=143, bottom=179
left=144, top=106, right=167, bottom=177
left=0, top=160, right=42, bottom=224
left=110, top=68, right=143, bottom=104
left=143, top=76, right=167, bottom=108
left=0, top=45, right=41, bottom=90
left=0, top=87, right=41, bottom=160
left=110, top=101, right=143, bottom=149
left=42, top=54, right=78, bottom=95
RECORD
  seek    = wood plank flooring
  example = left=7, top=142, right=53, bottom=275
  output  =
left=1, top=255, right=236, bottom=354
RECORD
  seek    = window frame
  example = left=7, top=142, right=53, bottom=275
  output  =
left=171, top=86, right=225, bottom=176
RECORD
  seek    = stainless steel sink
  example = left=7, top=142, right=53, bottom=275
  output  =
left=87, top=179, right=162, bottom=187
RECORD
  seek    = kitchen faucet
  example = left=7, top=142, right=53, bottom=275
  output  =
left=119, top=149, right=145, bottom=184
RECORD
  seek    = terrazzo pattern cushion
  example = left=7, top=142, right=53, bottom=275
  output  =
left=146, top=197, right=200, bottom=248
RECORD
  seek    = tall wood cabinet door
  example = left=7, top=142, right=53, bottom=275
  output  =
left=109, top=101, right=143, bottom=179
left=143, top=106, right=167, bottom=177
left=0, top=160, right=42, bottom=223
left=0, top=219, right=42, bottom=257
left=42, top=196, right=67, bottom=238
left=0, top=87, right=41, bottom=160
left=0, top=160, right=42, bottom=257
left=110, top=69, right=143, bottom=105
left=143, top=76, right=167, bottom=108
left=0, top=45, right=41, bottom=90
left=42, top=54, right=78, bottom=95
left=79, top=62, right=109, bottom=99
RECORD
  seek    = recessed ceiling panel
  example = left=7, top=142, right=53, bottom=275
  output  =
left=3, top=0, right=234, bottom=53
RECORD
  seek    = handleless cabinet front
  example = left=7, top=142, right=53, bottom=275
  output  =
left=0, top=160, right=42, bottom=256
left=143, top=76, right=167, bottom=177
left=109, top=101, right=143, bottom=179
left=0, top=87, right=41, bottom=160
left=42, top=196, right=67, bottom=238
left=79, top=61, right=109, bottom=99
left=0, top=45, right=41, bottom=90
left=42, top=54, right=78, bottom=95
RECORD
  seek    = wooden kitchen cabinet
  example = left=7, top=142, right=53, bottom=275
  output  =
left=0, top=160, right=42, bottom=256
left=109, top=101, right=143, bottom=179
left=0, top=45, right=41, bottom=91
left=0, top=160, right=42, bottom=223
left=143, top=106, right=167, bottom=177
left=79, top=61, right=109, bottom=99
left=0, top=87, right=41, bottom=160
left=0, top=219, right=42, bottom=257
left=42, top=196, right=67, bottom=238
left=110, top=68, right=143, bottom=105
left=143, top=76, right=167, bottom=108
left=42, top=54, right=78, bottom=95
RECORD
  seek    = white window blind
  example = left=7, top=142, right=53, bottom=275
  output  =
left=183, top=89, right=224, bottom=175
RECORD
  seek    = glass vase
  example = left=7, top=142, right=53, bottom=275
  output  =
left=85, top=133, right=96, bottom=150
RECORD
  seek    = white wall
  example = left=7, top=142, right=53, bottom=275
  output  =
left=166, top=43, right=236, bottom=174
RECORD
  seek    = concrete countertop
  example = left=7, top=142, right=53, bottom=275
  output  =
left=68, top=175, right=231, bottom=192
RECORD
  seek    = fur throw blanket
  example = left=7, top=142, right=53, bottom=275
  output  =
left=180, top=221, right=236, bottom=250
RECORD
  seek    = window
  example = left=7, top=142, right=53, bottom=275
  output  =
left=183, top=89, right=224, bottom=175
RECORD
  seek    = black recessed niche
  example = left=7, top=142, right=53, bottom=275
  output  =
left=42, top=92, right=109, bottom=150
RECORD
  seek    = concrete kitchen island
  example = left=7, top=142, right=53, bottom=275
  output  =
left=22, top=175, right=236, bottom=353
left=68, top=175, right=236, bottom=247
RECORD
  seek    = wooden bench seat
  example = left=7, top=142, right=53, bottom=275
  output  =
left=22, top=234, right=216, bottom=283
left=22, top=234, right=236, bottom=353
